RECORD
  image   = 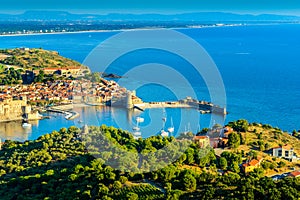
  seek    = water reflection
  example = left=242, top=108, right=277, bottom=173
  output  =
left=0, top=120, right=38, bottom=141
left=0, top=106, right=225, bottom=142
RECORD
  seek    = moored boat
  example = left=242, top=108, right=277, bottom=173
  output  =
left=22, top=122, right=32, bottom=128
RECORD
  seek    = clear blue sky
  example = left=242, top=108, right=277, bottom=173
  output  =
left=1, top=0, right=300, bottom=15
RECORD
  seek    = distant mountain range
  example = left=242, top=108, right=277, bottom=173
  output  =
left=1, top=11, right=300, bottom=22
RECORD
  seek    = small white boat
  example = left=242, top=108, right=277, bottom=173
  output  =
left=133, top=116, right=144, bottom=131
left=22, top=123, right=32, bottom=128
left=136, top=117, right=144, bottom=123
left=161, top=130, right=169, bottom=137
left=168, top=127, right=174, bottom=133
left=133, top=131, right=142, bottom=136
left=132, top=126, right=140, bottom=131
left=167, top=117, right=174, bottom=133
left=133, top=135, right=142, bottom=140
left=65, top=113, right=73, bottom=120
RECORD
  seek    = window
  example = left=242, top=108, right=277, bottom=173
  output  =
left=285, top=151, right=289, bottom=157
left=278, top=150, right=282, bottom=157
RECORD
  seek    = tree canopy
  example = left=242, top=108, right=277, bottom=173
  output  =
left=0, top=124, right=299, bottom=199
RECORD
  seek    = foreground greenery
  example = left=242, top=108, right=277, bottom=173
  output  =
left=0, top=123, right=299, bottom=200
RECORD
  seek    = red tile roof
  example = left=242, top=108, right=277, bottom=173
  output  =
left=289, top=171, right=300, bottom=178
left=243, top=158, right=263, bottom=167
left=194, top=136, right=209, bottom=140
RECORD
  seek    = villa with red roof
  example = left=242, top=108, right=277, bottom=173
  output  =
left=242, top=157, right=263, bottom=173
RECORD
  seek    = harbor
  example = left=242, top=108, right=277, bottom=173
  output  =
left=0, top=104, right=225, bottom=142
left=111, top=91, right=227, bottom=115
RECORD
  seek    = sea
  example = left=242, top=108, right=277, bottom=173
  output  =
left=0, top=24, right=300, bottom=141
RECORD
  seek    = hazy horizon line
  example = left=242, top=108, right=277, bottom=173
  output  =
left=0, top=10, right=300, bottom=17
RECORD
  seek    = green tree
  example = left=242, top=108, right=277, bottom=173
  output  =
left=228, top=132, right=240, bottom=148
left=229, top=162, right=240, bottom=173
left=126, top=192, right=138, bottom=200
left=277, top=161, right=286, bottom=168
left=228, top=119, right=249, bottom=132
left=113, top=181, right=122, bottom=190
left=201, top=185, right=215, bottom=200
left=185, top=148, right=195, bottom=165
left=197, top=128, right=210, bottom=135
left=292, top=130, right=298, bottom=137
left=219, top=157, right=228, bottom=170
left=182, top=174, right=197, bottom=191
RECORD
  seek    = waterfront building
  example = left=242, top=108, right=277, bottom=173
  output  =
left=0, top=96, right=40, bottom=122
left=110, top=90, right=143, bottom=109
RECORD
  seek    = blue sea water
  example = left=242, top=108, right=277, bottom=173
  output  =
left=0, top=24, right=300, bottom=141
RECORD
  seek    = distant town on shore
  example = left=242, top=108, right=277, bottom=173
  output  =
left=0, top=47, right=225, bottom=124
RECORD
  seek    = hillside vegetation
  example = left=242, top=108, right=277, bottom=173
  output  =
left=223, top=121, right=300, bottom=176
left=237, top=123, right=300, bottom=154
left=0, top=48, right=84, bottom=70
left=0, top=122, right=300, bottom=199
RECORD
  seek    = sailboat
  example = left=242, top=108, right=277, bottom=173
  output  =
left=160, top=109, right=169, bottom=137
left=183, top=122, right=191, bottom=135
left=187, top=122, right=191, bottom=133
left=167, top=117, right=174, bottom=134
left=132, top=124, right=140, bottom=131
left=183, top=126, right=188, bottom=135
left=136, top=117, right=144, bottom=123
left=132, top=116, right=144, bottom=132
left=160, top=129, right=169, bottom=137
left=162, top=108, right=167, bottom=122
left=132, top=118, right=140, bottom=131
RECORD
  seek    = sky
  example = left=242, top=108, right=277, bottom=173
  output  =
left=0, top=0, right=300, bottom=15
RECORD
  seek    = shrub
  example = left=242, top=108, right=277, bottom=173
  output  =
left=277, top=161, right=286, bottom=168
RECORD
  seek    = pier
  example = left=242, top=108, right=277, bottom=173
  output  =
left=110, top=91, right=226, bottom=115
left=46, top=105, right=79, bottom=120
left=132, top=97, right=227, bottom=115
left=44, top=96, right=226, bottom=121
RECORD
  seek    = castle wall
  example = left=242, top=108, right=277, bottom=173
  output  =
left=0, top=98, right=37, bottom=122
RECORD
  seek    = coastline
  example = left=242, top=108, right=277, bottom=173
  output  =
left=0, top=28, right=168, bottom=38
left=0, top=22, right=297, bottom=38
left=0, top=103, right=90, bottom=123
left=0, top=24, right=246, bottom=38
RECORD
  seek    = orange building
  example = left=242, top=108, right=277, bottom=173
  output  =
left=193, top=136, right=210, bottom=148
left=242, top=157, right=263, bottom=173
